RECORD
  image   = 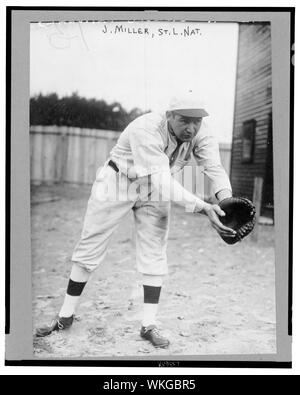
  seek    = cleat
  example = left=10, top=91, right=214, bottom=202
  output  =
left=36, top=315, right=74, bottom=337
left=140, top=325, right=170, bottom=348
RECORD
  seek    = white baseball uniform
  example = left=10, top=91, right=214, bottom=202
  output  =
left=71, top=112, right=231, bottom=275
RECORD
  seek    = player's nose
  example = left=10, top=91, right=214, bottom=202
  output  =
left=186, top=122, right=196, bottom=134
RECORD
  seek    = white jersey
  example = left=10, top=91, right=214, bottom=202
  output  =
left=110, top=112, right=231, bottom=195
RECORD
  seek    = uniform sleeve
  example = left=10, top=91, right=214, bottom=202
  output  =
left=128, top=122, right=170, bottom=177
left=193, top=134, right=232, bottom=195
left=151, top=171, right=205, bottom=212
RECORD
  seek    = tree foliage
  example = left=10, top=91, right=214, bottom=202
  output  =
left=30, top=92, right=147, bottom=131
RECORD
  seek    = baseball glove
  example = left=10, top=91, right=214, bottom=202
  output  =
left=218, top=197, right=256, bottom=244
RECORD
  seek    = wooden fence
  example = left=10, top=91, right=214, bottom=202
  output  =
left=30, top=125, right=231, bottom=199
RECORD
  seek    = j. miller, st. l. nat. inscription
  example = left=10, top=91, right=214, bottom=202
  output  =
left=101, top=23, right=202, bottom=38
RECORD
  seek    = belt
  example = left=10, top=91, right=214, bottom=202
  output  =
left=108, top=159, right=119, bottom=173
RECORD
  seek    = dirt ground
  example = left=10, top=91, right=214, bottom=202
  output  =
left=31, top=184, right=276, bottom=358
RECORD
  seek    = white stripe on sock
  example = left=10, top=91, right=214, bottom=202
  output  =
left=142, top=303, right=159, bottom=327
left=59, top=294, right=80, bottom=318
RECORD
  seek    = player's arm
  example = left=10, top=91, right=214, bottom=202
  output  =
left=192, top=130, right=235, bottom=236
left=128, top=124, right=234, bottom=236
left=151, top=170, right=204, bottom=212
left=151, top=171, right=236, bottom=237
left=193, top=132, right=232, bottom=198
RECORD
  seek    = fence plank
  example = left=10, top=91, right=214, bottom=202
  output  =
left=42, top=127, right=56, bottom=183
left=31, top=127, right=44, bottom=185
left=87, top=135, right=97, bottom=183
left=60, top=127, right=68, bottom=182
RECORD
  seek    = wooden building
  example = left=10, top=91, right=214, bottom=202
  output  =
left=230, top=23, right=273, bottom=218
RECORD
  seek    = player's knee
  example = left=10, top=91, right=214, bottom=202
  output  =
left=72, top=260, right=99, bottom=274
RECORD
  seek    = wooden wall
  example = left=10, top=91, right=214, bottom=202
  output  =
left=230, top=24, right=272, bottom=203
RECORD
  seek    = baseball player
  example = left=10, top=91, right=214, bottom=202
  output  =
left=36, top=91, right=235, bottom=348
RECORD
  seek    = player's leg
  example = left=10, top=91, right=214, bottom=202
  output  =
left=57, top=262, right=90, bottom=319
left=142, top=274, right=163, bottom=327
left=133, top=198, right=170, bottom=348
left=36, top=165, right=137, bottom=337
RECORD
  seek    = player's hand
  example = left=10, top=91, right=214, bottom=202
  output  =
left=201, top=203, right=237, bottom=237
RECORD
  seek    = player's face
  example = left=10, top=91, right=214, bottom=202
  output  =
left=167, top=112, right=202, bottom=142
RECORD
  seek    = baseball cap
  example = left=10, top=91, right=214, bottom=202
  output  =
left=168, top=90, right=209, bottom=118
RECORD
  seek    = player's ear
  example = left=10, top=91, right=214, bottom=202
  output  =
left=166, top=111, right=174, bottom=121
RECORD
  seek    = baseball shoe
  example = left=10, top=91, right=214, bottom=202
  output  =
left=35, top=315, right=74, bottom=337
left=140, top=325, right=170, bottom=348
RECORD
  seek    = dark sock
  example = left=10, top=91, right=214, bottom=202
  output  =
left=66, top=279, right=87, bottom=296
left=143, top=285, right=161, bottom=304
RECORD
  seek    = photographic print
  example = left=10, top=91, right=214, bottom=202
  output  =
left=6, top=8, right=293, bottom=367
left=30, top=18, right=276, bottom=358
